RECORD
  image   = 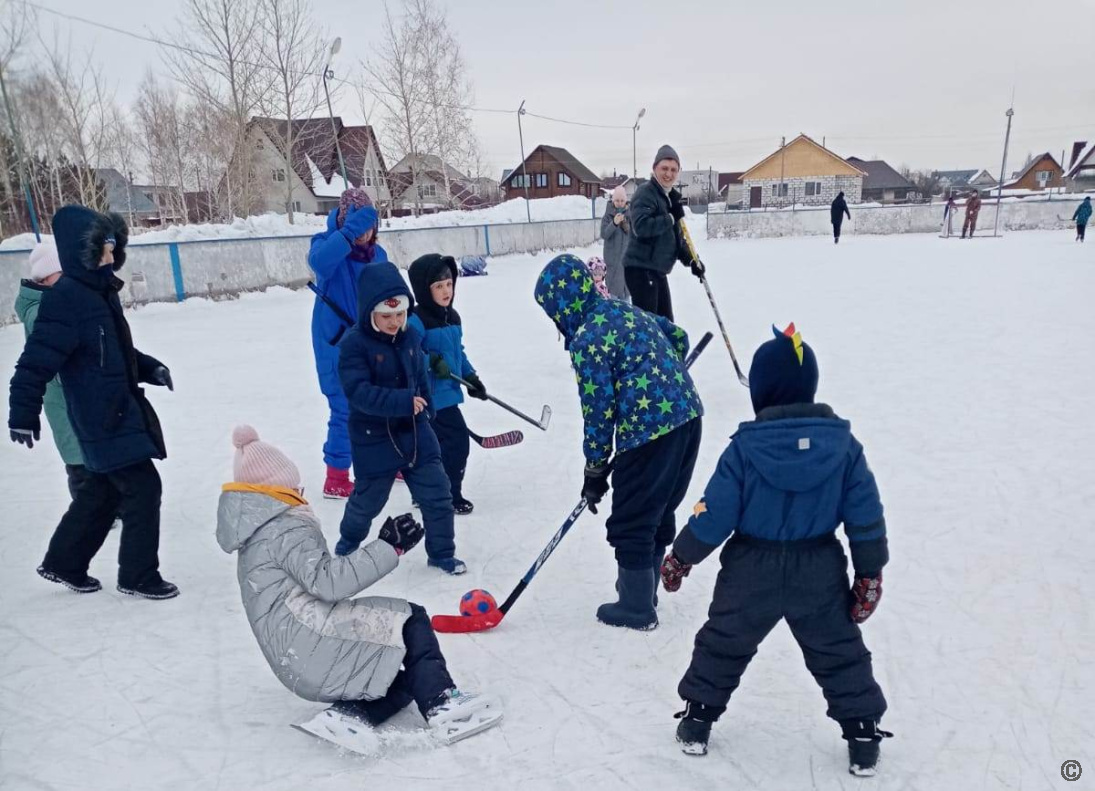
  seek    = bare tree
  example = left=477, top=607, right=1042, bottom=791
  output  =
left=0, top=0, right=33, bottom=233
left=256, top=0, right=326, bottom=222
left=410, top=0, right=476, bottom=210
left=166, top=0, right=271, bottom=218
left=363, top=2, right=431, bottom=215
left=134, top=73, right=193, bottom=225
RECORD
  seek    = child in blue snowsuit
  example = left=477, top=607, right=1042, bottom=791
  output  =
left=334, top=262, right=465, bottom=575
left=407, top=254, right=487, bottom=515
left=308, top=188, right=388, bottom=498
left=662, top=324, right=891, bottom=776
left=534, top=253, right=703, bottom=631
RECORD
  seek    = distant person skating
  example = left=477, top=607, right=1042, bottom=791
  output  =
left=942, top=193, right=957, bottom=238
left=622, top=145, right=705, bottom=320
left=600, top=186, right=631, bottom=300
left=961, top=190, right=982, bottom=239
left=308, top=188, right=388, bottom=500
left=830, top=191, right=851, bottom=244
left=1072, top=196, right=1091, bottom=242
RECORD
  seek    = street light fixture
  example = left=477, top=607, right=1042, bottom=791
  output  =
left=322, top=36, right=350, bottom=192
left=632, top=107, right=646, bottom=180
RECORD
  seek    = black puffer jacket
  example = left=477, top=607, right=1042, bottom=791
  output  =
left=8, top=205, right=167, bottom=473
left=622, top=180, right=687, bottom=274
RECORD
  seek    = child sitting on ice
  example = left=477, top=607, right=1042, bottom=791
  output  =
left=661, top=324, right=891, bottom=776
left=215, top=425, right=501, bottom=747
left=586, top=256, right=611, bottom=299
left=407, top=254, right=487, bottom=516
left=336, top=261, right=466, bottom=575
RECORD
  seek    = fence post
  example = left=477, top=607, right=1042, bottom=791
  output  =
left=483, top=224, right=491, bottom=257
left=168, top=243, right=185, bottom=302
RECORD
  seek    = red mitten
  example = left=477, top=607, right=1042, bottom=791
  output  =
left=661, top=551, right=692, bottom=592
left=850, top=573, right=883, bottom=624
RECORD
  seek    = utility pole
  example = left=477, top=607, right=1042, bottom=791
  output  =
left=322, top=37, right=349, bottom=191
left=632, top=107, right=646, bottom=180
left=0, top=62, right=41, bottom=240
left=517, top=100, right=531, bottom=222
left=993, top=105, right=1014, bottom=237
left=779, top=136, right=786, bottom=210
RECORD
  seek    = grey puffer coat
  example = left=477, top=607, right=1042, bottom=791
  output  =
left=600, top=204, right=631, bottom=300
left=216, top=489, right=412, bottom=702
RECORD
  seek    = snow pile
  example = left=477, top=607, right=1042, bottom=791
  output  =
left=0, top=231, right=1091, bottom=789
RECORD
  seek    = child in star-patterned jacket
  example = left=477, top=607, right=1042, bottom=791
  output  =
left=533, top=253, right=703, bottom=631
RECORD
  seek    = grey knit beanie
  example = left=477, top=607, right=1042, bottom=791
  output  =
left=653, top=144, right=680, bottom=168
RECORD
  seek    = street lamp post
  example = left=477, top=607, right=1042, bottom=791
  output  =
left=993, top=106, right=1014, bottom=238
left=322, top=37, right=350, bottom=192
left=517, top=100, right=531, bottom=222
left=632, top=107, right=646, bottom=180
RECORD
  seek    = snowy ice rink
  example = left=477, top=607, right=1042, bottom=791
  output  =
left=1, top=229, right=1092, bottom=790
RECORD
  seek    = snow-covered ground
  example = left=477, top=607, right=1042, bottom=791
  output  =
left=0, top=230, right=1092, bottom=790
left=0, top=195, right=611, bottom=250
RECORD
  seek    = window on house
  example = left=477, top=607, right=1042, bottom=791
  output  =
left=292, top=200, right=301, bottom=212
left=273, top=168, right=286, bottom=182
left=558, top=172, right=572, bottom=187
left=772, top=182, right=788, bottom=197
left=512, top=174, right=531, bottom=188
left=535, top=173, right=548, bottom=188
left=365, top=169, right=372, bottom=186
left=418, top=184, right=437, bottom=199
left=1036, top=170, right=1051, bottom=187
left=805, top=181, right=822, bottom=197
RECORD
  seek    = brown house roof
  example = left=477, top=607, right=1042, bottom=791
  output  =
left=717, top=172, right=744, bottom=191
left=1003, top=152, right=1062, bottom=188
left=502, top=145, right=602, bottom=186
left=741, top=135, right=866, bottom=181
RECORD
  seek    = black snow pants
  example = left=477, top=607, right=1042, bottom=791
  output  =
left=624, top=268, right=674, bottom=320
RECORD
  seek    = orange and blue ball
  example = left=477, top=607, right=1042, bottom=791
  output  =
left=459, top=589, right=498, bottom=616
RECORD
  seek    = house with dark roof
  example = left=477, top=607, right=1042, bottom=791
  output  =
left=741, top=135, right=865, bottom=208
left=935, top=168, right=996, bottom=196
left=386, top=154, right=502, bottom=212
left=501, top=145, right=602, bottom=200
left=717, top=172, right=744, bottom=208
left=242, top=116, right=390, bottom=216
left=1066, top=140, right=1095, bottom=192
left=1002, top=153, right=1064, bottom=191
left=94, top=168, right=164, bottom=226
left=846, top=157, right=919, bottom=204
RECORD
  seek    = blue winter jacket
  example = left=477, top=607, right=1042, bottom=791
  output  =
left=337, top=262, right=439, bottom=477
left=534, top=253, right=703, bottom=468
left=308, top=207, right=388, bottom=392
left=673, top=403, right=888, bottom=577
left=8, top=206, right=168, bottom=473
left=1073, top=198, right=1092, bottom=225
left=406, top=254, right=476, bottom=412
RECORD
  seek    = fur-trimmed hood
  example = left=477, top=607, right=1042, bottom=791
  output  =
left=51, top=205, right=129, bottom=286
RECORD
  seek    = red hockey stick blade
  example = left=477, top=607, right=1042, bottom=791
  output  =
left=431, top=610, right=505, bottom=634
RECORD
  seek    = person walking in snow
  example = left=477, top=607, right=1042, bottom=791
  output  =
left=308, top=187, right=388, bottom=500
left=335, top=262, right=465, bottom=575
left=1072, top=196, right=1091, bottom=242
left=622, top=145, right=705, bottom=320
left=961, top=190, right=982, bottom=238
left=535, top=253, right=703, bottom=630
left=407, top=254, right=487, bottom=516
left=9, top=205, right=178, bottom=599
left=663, top=324, right=891, bottom=776
left=600, top=186, right=631, bottom=300
left=216, top=426, right=501, bottom=746
left=831, top=191, right=851, bottom=243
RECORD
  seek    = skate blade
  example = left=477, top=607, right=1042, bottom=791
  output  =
left=292, top=710, right=371, bottom=755
left=434, top=708, right=503, bottom=745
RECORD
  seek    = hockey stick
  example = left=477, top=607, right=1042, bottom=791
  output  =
left=451, top=374, right=552, bottom=431
left=677, top=220, right=750, bottom=387
left=431, top=333, right=713, bottom=635
left=468, top=429, right=525, bottom=449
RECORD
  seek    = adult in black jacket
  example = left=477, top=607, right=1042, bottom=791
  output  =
left=8, top=205, right=178, bottom=599
left=831, top=192, right=851, bottom=244
left=622, top=145, right=704, bottom=319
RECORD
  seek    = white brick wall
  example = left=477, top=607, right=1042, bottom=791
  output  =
left=744, top=175, right=863, bottom=208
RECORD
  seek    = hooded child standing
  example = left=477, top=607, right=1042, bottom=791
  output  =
left=407, top=254, right=487, bottom=516
left=308, top=188, right=388, bottom=500
left=216, top=426, right=501, bottom=747
left=535, top=254, right=703, bottom=631
left=663, top=324, right=891, bottom=776
left=335, top=261, right=465, bottom=575
left=1072, top=196, right=1091, bottom=242
left=9, top=206, right=177, bottom=599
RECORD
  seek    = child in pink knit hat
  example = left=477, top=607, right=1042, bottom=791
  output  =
left=216, top=425, right=502, bottom=750
left=586, top=256, right=611, bottom=299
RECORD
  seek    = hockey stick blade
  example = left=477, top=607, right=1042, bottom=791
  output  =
left=538, top=405, right=552, bottom=431
left=469, top=429, right=525, bottom=449
left=431, top=608, right=506, bottom=634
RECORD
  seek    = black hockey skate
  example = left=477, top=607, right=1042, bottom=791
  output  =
left=841, top=719, right=893, bottom=777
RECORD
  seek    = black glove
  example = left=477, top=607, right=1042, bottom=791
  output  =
left=429, top=353, right=452, bottom=379
left=150, top=365, right=173, bottom=391
left=669, top=189, right=686, bottom=222
left=581, top=465, right=610, bottom=514
left=464, top=373, right=488, bottom=400
left=10, top=427, right=40, bottom=448
left=378, top=513, right=424, bottom=556
left=340, top=205, right=379, bottom=241
left=688, top=257, right=706, bottom=280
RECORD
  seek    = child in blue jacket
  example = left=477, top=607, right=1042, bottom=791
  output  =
left=662, top=324, right=891, bottom=776
left=334, top=262, right=465, bottom=575
left=407, top=254, right=487, bottom=515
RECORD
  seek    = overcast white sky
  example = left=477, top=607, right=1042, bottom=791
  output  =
left=24, top=0, right=1095, bottom=179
